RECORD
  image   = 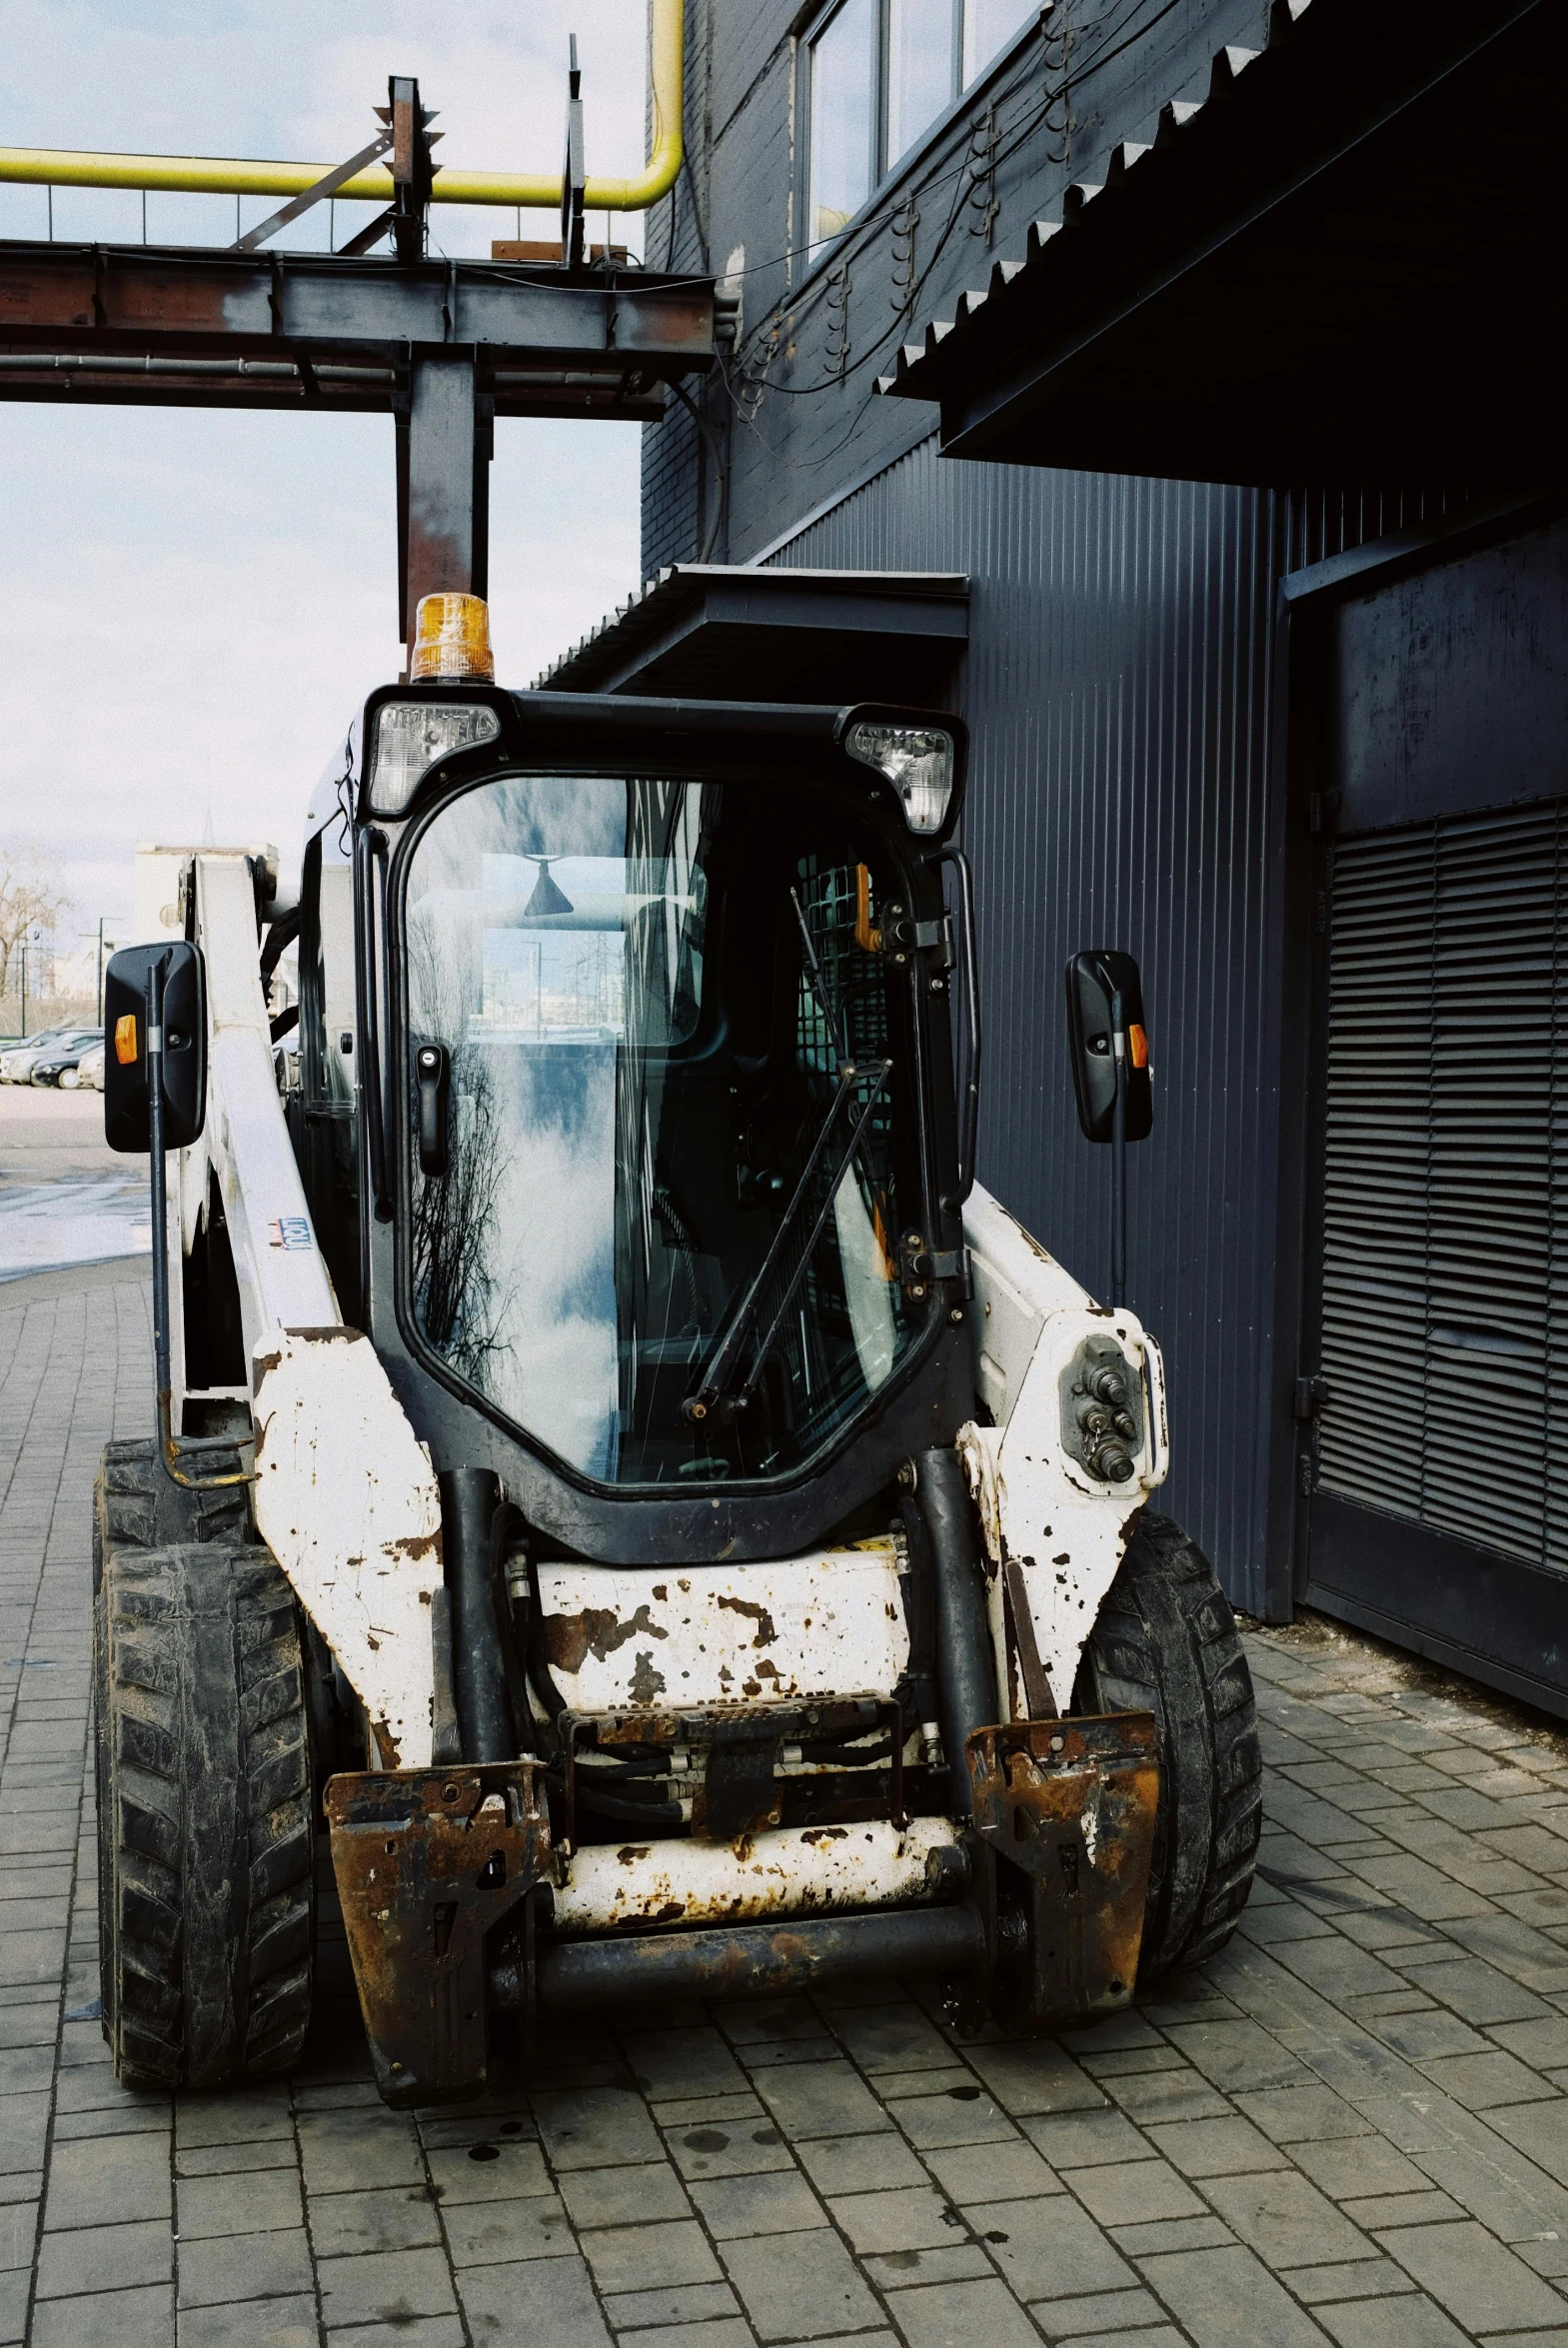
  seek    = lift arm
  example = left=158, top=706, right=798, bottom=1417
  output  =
left=171, top=852, right=444, bottom=1772
left=0, top=0, right=683, bottom=214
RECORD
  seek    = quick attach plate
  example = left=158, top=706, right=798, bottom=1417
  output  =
left=562, top=1697, right=905, bottom=1849
left=325, top=1762, right=551, bottom=2107
left=966, top=1713, right=1157, bottom=2031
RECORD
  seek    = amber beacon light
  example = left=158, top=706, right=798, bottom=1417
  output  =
left=410, top=594, right=495, bottom=683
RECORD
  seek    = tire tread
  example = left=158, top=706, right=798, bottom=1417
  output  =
left=1079, top=1509, right=1261, bottom=1979
left=96, top=1527, right=314, bottom=2090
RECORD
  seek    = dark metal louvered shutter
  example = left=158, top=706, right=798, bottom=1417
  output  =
left=1317, top=798, right=1568, bottom=1570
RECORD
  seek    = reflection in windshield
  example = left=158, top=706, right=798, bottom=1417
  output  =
left=403, top=774, right=923, bottom=1485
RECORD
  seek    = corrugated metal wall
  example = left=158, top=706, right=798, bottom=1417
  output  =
left=767, top=443, right=1434, bottom=1612
left=771, top=441, right=1279, bottom=1606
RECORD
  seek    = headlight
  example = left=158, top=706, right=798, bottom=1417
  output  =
left=365, top=701, right=502, bottom=816
left=844, top=721, right=955, bottom=835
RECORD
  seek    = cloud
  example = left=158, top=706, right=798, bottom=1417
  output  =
left=1, top=405, right=643, bottom=901
left=0, top=0, right=653, bottom=249
left=0, top=4, right=657, bottom=936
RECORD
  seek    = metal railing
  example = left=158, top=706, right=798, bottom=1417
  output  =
left=0, top=0, right=682, bottom=217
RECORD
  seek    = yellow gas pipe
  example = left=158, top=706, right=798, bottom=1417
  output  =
left=0, top=0, right=682, bottom=215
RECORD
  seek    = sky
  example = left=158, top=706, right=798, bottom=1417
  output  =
left=0, top=1, right=656, bottom=937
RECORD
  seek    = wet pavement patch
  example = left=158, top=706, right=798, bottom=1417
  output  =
left=0, top=1170, right=148, bottom=1280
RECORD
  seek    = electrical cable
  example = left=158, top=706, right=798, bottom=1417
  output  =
left=668, top=376, right=730, bottom=559
left=715, top=0, right=1186, bottom=405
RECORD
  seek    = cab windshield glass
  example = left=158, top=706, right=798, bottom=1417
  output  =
left=402, top=773, right=930, bottom=1484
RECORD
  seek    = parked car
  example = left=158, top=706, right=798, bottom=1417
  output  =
left=0, top=1026, right=98, bottom=1085
left=60, top=1040, right=105, bottom=1091
left=13, top=1030, right=102, bottom=1087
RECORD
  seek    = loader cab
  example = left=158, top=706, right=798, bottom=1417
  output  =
left=292, top=664, right=978, bottom=1564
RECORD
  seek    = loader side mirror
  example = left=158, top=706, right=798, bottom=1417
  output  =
left=103, top=942, right=208, bottom=1155
left=1064, top=950, right=1152, bottom=1145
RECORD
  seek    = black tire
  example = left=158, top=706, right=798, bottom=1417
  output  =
left=92, top=1439, right=253, bottom=2021
left=1076, top=1509, right=1261, bottom=1978
left=93, top=1436, right=250, bottom=1596
left=95, top=1540, right=315, bottom=2088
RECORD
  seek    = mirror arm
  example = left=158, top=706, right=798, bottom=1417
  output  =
left=144, top=951, right=253, bottom=1490
left=147, top=956, right=171, bottom=1433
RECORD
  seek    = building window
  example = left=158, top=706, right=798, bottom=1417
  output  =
left=887, top=0, right=959, bottom=167
left=809, top=0, right=877, bottom=248
left=806, top=0, right=1036, bottom=251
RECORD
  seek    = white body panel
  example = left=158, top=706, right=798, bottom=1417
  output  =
left=539, top=1544, right=909, bottom=1712
left=195, top=856, right=338, bottom=1356
left=960, top=1183, right=1169, bottom=1714
left=251, top=1327, right=441, bottom=1768
left=553, top=1814, right=959, bottom=1933
left=151, top=847, right=440, bottom=1771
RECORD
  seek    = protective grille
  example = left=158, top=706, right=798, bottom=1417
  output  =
left=1317, top=798, right=1568, bottom=1569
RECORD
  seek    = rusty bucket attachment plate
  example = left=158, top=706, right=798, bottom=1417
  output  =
left=966, top=1712, right=1158, bottom=2031
left=325, top=1761, right=551, bottom=2107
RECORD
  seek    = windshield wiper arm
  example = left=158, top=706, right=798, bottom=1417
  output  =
left=684, top=1057, right=891, bottom=1428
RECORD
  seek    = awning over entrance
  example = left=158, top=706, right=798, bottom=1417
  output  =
left=535, top=565, right=968, bottom=703
left=877, top=0, right=1562, bottom=486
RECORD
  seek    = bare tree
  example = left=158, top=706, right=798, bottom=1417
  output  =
left=0, top=849, right=70, bottom=999
left=406, top=906, right=513, bottom=1391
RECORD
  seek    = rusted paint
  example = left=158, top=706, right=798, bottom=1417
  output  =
left=539, top=1550, right=908, bottom=1711
left=716, top=1592, right=778, bottom=1646
left=390, top=1529, right=443, bottom=1563
left=622, top=291, right=717, bottom=349
left=112, top=266, right=251, bottom=331
left=545, top=1604, right=670, bottom=1675
left=630, top=1650, right=668, bottom=1703
left=551, top=1813, right=965, bottom=1936
left=591, top=1697, right=880, bottom=1749
left=956, top=1191, right=1170, bottom=1717
left=966, top=1713, right=1158, bottom=2029
left=252, top=1326, right=442, bottom=1768
left=327, top=1761, right=550, bottom=2107
left=0, top=258, right=95, bottom=328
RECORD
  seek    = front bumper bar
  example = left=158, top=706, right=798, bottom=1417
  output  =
left=326, top=1709, right=1157, bottom=2107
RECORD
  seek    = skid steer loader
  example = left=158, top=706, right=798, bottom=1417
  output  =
left=93, top=592, right=1260, bottom=2106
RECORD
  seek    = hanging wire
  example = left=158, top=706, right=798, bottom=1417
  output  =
left=710, top=0, right=1185, bottom=409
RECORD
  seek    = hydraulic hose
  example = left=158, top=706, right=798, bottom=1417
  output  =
left=911, top=1445, right=995, bottom=1820
left=439, top=1469, right=514, bottom=1764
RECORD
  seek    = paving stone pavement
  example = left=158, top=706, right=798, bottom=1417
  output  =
left=8, top=1266, right=1568, bottom=2347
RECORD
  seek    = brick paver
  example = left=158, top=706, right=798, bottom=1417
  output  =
left=7, top=1264, right=1568, bottom=2345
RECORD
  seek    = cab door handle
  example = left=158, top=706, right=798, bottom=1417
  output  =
left=416, top=1043, right=450, bottom=1175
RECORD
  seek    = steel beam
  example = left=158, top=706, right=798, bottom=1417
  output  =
left=0, top=236, right=714, bottom=654
left=0, top=242, right=714, bottom=419
left=397, top=348, right=491, bottom=644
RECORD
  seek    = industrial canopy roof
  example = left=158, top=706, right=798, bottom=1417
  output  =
left=878, top=0, right=1562, bottom=486
left=536, top=565, right=968, bottom=702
